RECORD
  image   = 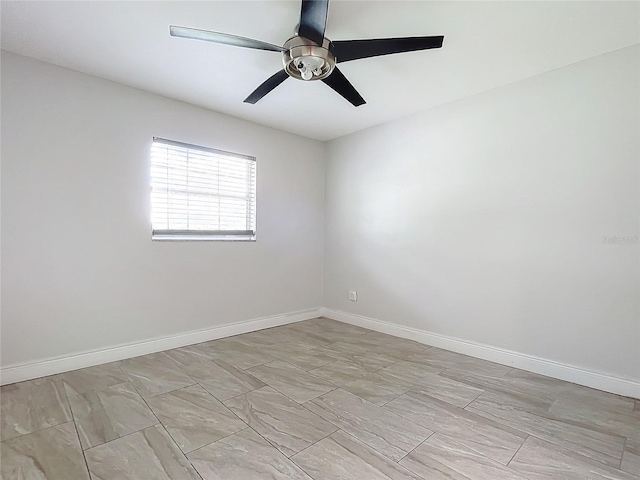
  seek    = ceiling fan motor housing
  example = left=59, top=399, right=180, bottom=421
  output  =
left=169, top=0, right=444, bottom=105
left=283, top=36, right=336, bottom=81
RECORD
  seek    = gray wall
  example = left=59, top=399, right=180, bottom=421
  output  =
left=1, top=52, right=325, bottom=367
left=324, top=46, right=639, bottom=381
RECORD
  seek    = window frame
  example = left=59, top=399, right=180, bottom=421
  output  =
left=150, top=137, right=257, bottom=242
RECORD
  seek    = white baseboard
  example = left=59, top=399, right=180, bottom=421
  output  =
left=4, top=306, right=638, bottom=399
left=0, top=308, right=322, bottom=386
left=321, top=308, right=640, bottom=399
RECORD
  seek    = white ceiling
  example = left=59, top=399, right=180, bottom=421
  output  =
left=1, top=1, right=638, bottom=141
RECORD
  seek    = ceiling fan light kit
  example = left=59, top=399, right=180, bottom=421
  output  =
left=169, top=0, right=444, bottom=106
left=283, top=36, right=335, bottom=81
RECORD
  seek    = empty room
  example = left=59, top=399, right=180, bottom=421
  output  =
left=1, top=1, right=638, bottom=479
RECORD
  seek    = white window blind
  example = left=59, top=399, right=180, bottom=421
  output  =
left=150, top=138, right=256, bottom=240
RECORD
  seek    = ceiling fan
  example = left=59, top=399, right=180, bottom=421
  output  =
left=170, top=0, right=444, bottom=107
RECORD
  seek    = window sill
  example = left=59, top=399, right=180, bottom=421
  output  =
left=152, top=234, right=256, bottom=242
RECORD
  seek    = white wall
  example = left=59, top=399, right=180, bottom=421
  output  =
left=1, top=52, right=325, bottom=369
left=324, top=46, right=639, bottom=383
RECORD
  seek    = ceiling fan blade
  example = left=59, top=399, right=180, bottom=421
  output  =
left=170, top=26, right=285, bottom=52
left=322, top=67, right=365, bottom=107
left=244, top=70, right=290, bottom=104
left=331, top=36, right=444, bottom=63
left=298, top=0, right=329, bottom=46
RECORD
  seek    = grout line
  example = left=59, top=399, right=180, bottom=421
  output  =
left=288, top=460, right=316, bottom=479
left=369, top=360, right=399, bottom=374
left=1, top=378, right=80, bottom=443
left=201, top=382, right=257, bottom=403
left=216, top=382, right=341, bottom=460
left=81, top=422, right=167, bottom=452
left=246, top=362, right=340, bottom=401
left=157, top=350, right=207, bottom=387
left=155, top=423, right=206, bottom=480
left=69, top=411, right=93, bottom=478
left=395, top=430, right=436, bottom=463
left=464, top=389, right=488, bottom=410
left=113, top=372, right=193, bottom=458
left=461, top=390, right=485, bottom=409
left=378, top=390, right=411, bottom=408
left=64, top=376, right=163, bottom=453
left=185, top=427, right=251, bottom=457
left=523, top=432, right=633, bottom=475
left=297, top=390, right=433, bottom=464
left=134, top=381, right=251, bottom=457
left=242, top=425, right=293, bottom=458
left=332, top=428, right=406, bottom=463
left=619, top=436, right=628, bottom=470
left=307, top=358, right=342, bottom=376
left=506, top=434, right=530, bottom=466
left=288, top=427, right=338, bottom=459
left=184, top=425, right=253, bottom=457
left=0, top=419, right=82, bottom=443
left=117, top=356, right=199, bottom=400
left=204, top=378, right=332, bottom=461
left=297, top=387, right=340, bottom=415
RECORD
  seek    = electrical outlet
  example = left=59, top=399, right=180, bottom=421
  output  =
left=348, top=290, right=358, bottom=302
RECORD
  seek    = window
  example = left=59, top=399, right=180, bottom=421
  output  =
left=150, top=138, right=256, bottom=241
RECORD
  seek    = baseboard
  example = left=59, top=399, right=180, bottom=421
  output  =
left=321, top=308, right=640, bottom=399
left=0, top=308, right=322, bottom=386
left=4, top=306, right=638, bottom=399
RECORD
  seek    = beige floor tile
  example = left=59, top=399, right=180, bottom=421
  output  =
left=509, top=436, right=638, bottom=480
left=162, top=346, right=224, bottom=380
left=1, top=377, right=72, bottom=441
left=61, top=362, right=129, bottom=395
left=360, top=331, right=428, bottom=352
left=310, top=359, right=376, bottom=383
left=290, top=318, right=372, bottom=341
left=554, top=382, right=636, bottom=414
left=85, top=424, right=200, bottom=480
left=379, top=362, right=484, bottom=407
left=224, top=386, right=337, bottom=457
left=292, top=430, right=423, bottom=480
left=1, top=422, right=90, bottom=479
left=335, top=334, right=429, bottom=360
left=146, top=384, right=246, bottom=453
left=408, top=348, right=513, bottom=378
left=548, top=395, right=640, bottom=441
left=467, top=390, right=627, bottom=467
left=187, top=427, right=312, bottom=480
left=5, top=319, right=637, bottom=480
left=164, top=347, right=266, bottom=400
left=305, top=388, right=433, bottom=461
left=67, top=381, right=158, bottom=449
left=199, top=338, right=277, bottom=369
left=246, top=326, right=336, bottom=349
left=310, top=360, right=411, bottom=405
left=268, top=344, right=337, bottom=371
left=400, top=433, right=530, bottom=480
left=620, top=450, right=640, bottom=476
left=384, top=390, right=526, bottom=464
left=444, top=369, right=560, bottom=404
left=118, top=352, right=196, bottom=398
left=247, top=360, right=336, bottom=403
left=314, top=343, right=397, bottom=372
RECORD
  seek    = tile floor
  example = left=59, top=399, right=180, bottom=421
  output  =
left=1, top=317, right=638, bottom=480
